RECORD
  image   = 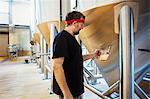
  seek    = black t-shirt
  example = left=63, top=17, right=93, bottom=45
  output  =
left=52, top=30, right=84, bottom=97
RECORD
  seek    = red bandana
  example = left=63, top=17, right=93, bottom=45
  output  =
left=65, top=19, right=85, bottom=24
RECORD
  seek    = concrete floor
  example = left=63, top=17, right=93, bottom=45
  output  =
left=0, top=60, right=57, bottom=99
left=0, top=57, right=101, bottom=99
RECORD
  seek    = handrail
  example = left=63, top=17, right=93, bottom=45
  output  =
left=45, top=65, right=51, bottom=73
left=83, top=67, right=95, bottom=78
left=44, top=64, right=51, bottom=79
left=134, top=82, right=149, bottom=99
left=102, top=80, right=119, bottom=96
left=84, top=84, right=108, bottom=99
left=135, top=64, right=150, bottom=83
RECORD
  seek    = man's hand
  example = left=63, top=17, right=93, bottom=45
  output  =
left=83, top=49, right=101, bottom=61
left=93, top=49, right=101, bottom=59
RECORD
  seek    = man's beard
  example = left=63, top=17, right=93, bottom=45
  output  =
left=74, top=31, right=80, bottom=35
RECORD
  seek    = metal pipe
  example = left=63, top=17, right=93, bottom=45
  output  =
left=119, top=5, right=134, bottom=99
left=40, top=35, right=44, bottom=73
left=60, top=0, right=62, bottom=21
left=73, top=0, right=78, bottom=10
left=59, top=0, right=62, bottom=32
left=50, top=23, right=56, bottom=58
left=130, top=7, right=135, bottom=99
left=102, top=80, right=119, bottom=96
left=48, top=23, right=57, bottom=91
left=84, top=84, right=108, bottom=99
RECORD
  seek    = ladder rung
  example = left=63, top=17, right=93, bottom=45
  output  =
left=143, top=77, right=150, bottom=82
left=146, top=73, right=150, bottom=76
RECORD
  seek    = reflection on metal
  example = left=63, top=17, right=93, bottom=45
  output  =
left=130, top=7, right=135, bottom=99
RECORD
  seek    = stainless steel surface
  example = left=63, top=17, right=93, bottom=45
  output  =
left=119, top=5, right=134, bottom=99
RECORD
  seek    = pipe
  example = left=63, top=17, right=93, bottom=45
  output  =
left=102, top=80, right=119, bottom=96
left=59, top=0, right=62, bottom=32
left=119, top=5, right=134, bottom=99
left=84, top=84, right=108, bottom=99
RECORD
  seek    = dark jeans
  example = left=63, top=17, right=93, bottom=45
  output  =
left=59, top=95, right=83, bottom=99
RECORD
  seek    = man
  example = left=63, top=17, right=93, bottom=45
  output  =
left=52, top=11, right=100, bottom=99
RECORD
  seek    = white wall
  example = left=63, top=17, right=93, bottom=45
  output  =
left=40, top=0, right=60, bottom=22
left=0, top=1, right=9, bottom=24
left=0, top=14, right=9, bottom=24
left=35, top=0, right=71, bottom=23
left=12, top=1, right=31, bottom=25
left=62, top=0, right=71, bottom=20
left=78, top=0, right=120, bottom=11
left=0, top=1, right=31, bottom=25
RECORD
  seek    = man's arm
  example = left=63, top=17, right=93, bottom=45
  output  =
left=52, top=57, right=73, bottom=99
left=83, top=49, right=100, bottom=61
